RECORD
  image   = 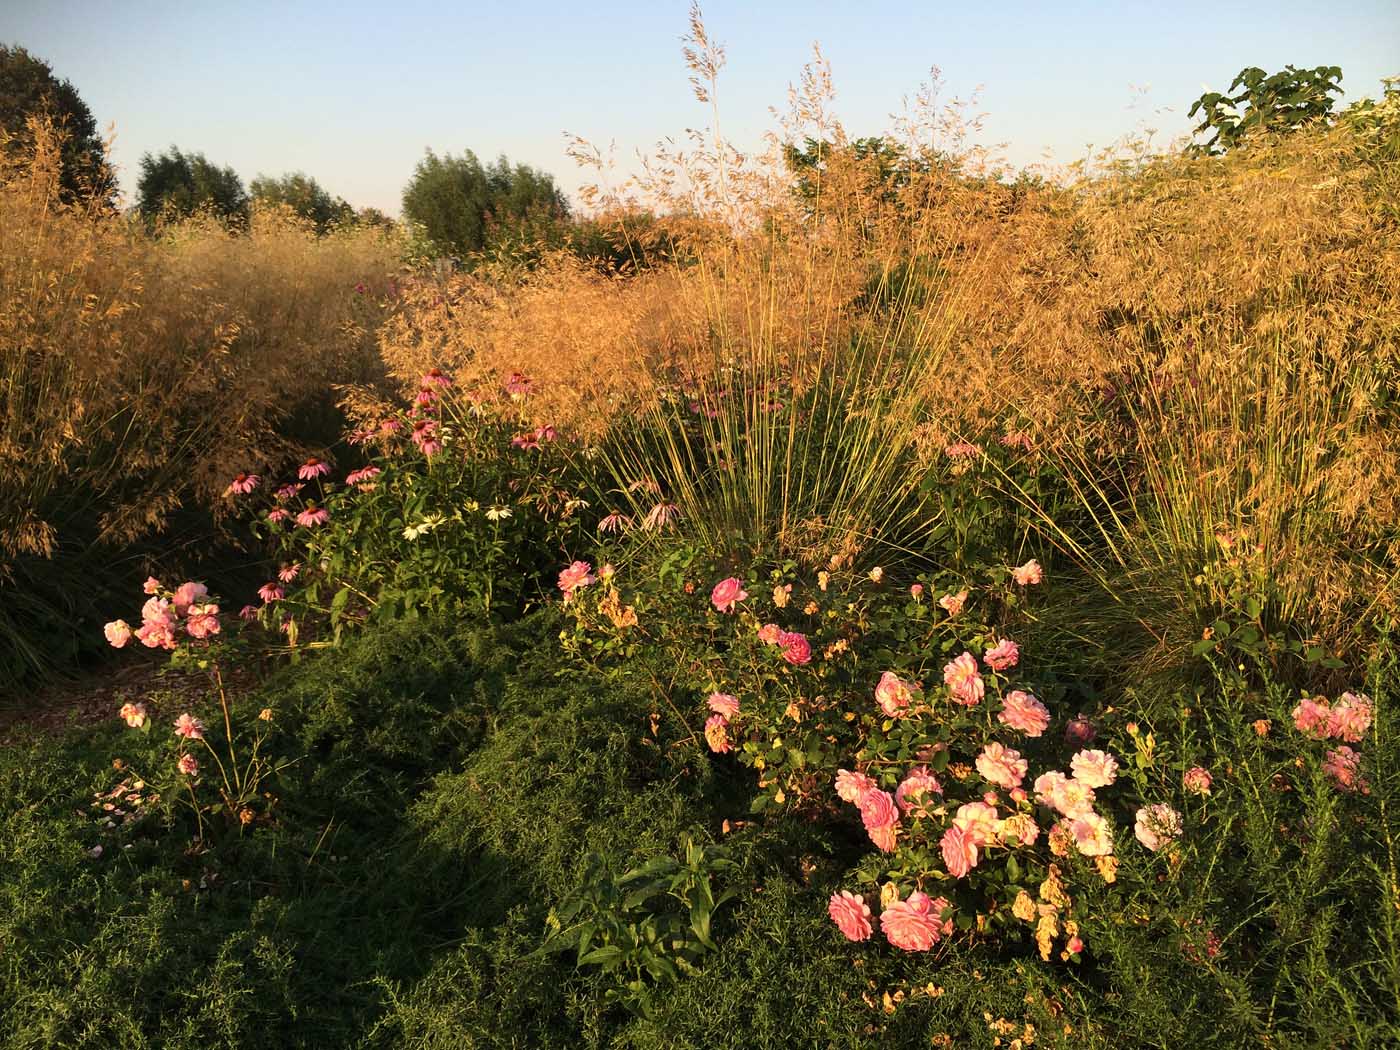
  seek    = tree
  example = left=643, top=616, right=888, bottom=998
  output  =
left=136, top=147, right=249, bottom=225
left=1189, top=65, right=1344, bottom=155
left=401, top=148, right=569, bottom=259
left=0, top=44, right=113, bottom=203
left=249, top=171, right=354, bottom=232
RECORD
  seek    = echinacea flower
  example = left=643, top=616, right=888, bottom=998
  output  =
left=1134, top=803, right=1182, bottom=851
left=998, top=690, right=1050, bottom=736
left=224, top=472, right=261, bottom=496
left=1183, top=767, right=1213, bottom=795
left=943, top=652, right=984, bottom=706
left=298, top=458, right=330, bottom=481
left=778, top=631, right=812, bottom=666
left=834, top=768, right=876, bottom=804
left=510, top=432, right=540, bottom=450
left=104, top=620, right=132, bottom=648
left=1070, top=749, right=1119, bottom=789
left=345, top=466, right=381, bottom=489
left=642, top=501, right=680, bottom=530
left=118, top=702, right=146, bottom=728
left=976, top=742, right=1028, bottom=789
left=422, top=367, right=452, bottom=389
left=1011, top=559, right=1044, bottom=586
left=239, top=604, right=259, bottom=621
left=504, top=372, right=534, bottom=398
left=707, top=692, right=740, bottom=719
left=173, top=713, right=205, bottom=740
left=266, top=507, right=290, bottom=524
left=984, top=638, right=1020, bottom=671
left=258, top=582, right=285, bottom=603
left=880, top=890, right=952, bottom=951
left=945, top=441, right=980, bottom=459
left=704, top=713, right=731, bottom=754
left=710, top=577, right=748, bottom=613
left=828, top=891, right=873, bottom=941
left=177, top=753, right=199, bottom=776
left=275, top=482, right=303, bottom=500
left=296, top=506, right=329, bottom=527
left=941, top=824, right=979, bottom=878
left=411, top=418, right=441, bottom=456
left=278, top=564, right=300, bottom=584
left=875, top=671, right=917, bottom=718
left=557, top=560, right=596, bottom=597
left=597, top=512, right=631, bottom=534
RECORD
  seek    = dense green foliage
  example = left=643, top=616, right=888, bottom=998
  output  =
left=249, top=172, right=354, bottom=232
left=0, top=44, right=112, bottom=204
left=1189, top=64, right=1345, bottom=155
left=136, top=147, right=250, bottom=225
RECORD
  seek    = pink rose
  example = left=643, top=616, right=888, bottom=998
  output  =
left=975, top=742, right=1027, bottom=789
left=942, top=651, right=984, bottom=706
left=1324, top=746, right=1367, bottom=793
left=104, top=620, right=132, bottom=648
left=1134, top=803, right=1182, bottom=851
left=172, top=581, right=208, bottom=615
left=1067, top=812, right=1114, bottom=856
left=938, top=590, right=967, bottom=616
left=1011, top=559, right=1044, bottom=586
left=894, top=766, right=942, bottom=816
left=757, top=623, right=783, bottom=645
left=1292, top=696, right=1331, bottom=738
left=142, top=576, right=162, bottom=595
left=1070, top=749, right=1119, bottom=788
left=999, top=690, right=1051, bottom=736
left=983, top=638, right=1020, bottom=672
left=710, top=577, right=748, bottom=613
left=703, top=714, right=732, bottom=754
left=1183, top=767, right=1213, bottom=795
left=118, top=702, right=146, bottom=728
left=835, top=768, right=876, bottom=805
left=953, top=801, right=1000, bottom=847
left=1327, top=692, right=1373, bottom=743
left=557, top=560, right=596, bottom=598
left=859, top=788, right=899, bottom=834
left=828, top=891, right=873, bottom=941
left=778, top=631, right=811, bottom=666
left=910, top=583, right=924, bottom=600
left=941, top=824, right=978, bottom=878
left=880, top=890, right=951, bottom=952
left=184, top=603, right=221, bottom=640
left=173, top=712, right=205, bottom=740
left=707, top=692, right=740, bottom=719
left=874, top=671, right=916, bottom=717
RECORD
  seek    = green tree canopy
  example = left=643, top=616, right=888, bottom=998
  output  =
left=1189, top=65, right=1344, bottom=155
left=0, top=43, right=113, bottom=204
left=401, top=148, right=569, bottom=259
left=250, top=171, right=354, bottom=232
left=136, top=147, right=249, bottom=225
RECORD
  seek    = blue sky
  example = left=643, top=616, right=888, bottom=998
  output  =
left=5, top=1, right=1397, bottom=214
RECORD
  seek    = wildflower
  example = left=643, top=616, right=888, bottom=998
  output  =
left=704, top=714, right=731, bottom=754
left=142, top=576, right=162, bottom=595
left=505, top=372, right=533, bottom=398
left=976, top=742, right=1028, bottom=789
left=275, top=482, right=304, bottom=500
left=298, top=458, right=330, bottom=481
left=1064, top=713, right=1097, bottom=747
left=1328, top=692, right=1373, bottom=743
left=875, top=671, right=917, bottom=718
left=1324, top=746, right=1368, bottom=793
left=802, top=600, right=820, bottom=615
left=171, top=581, right=208, bottom=615
left=296, top=506, right=329, bottom=527
left=485, top=505, right=512, bottom=521
left=1070, top=750, right=1119, bottom=789
left=1011, top=559, right=1044, bottom=585
left=1183, top=767, right=1213, bottom=795
left=778, top=631, right=812, bottom=666
left=104, top=620, right=132, bottom=648
left=239, top=604, right=258, bottom=621
left=828, top=891, right=874, bottom=941
left=173, top=713, right=204, bottom=740
left=707, top=692, right=740, bottom=719
left=597, top=511, right=631, bottom=534
left=1292, top=696, right=1331, bottom=738
left=757, top=623, right=783, bottom=645
left=938, top=589, right=967, bottom=616
left=835, top=768, right=876, bottom=804
left=118, top=702, right=147, bottom=728
left=710, top=577, right=748, bottom=613
left=266, top=507, right=290, bottom=525
left=225, top=472, right=261, bottom=496
left=422, top=367, right=452, bottom=389
left=953, top=801, right=1001, bottom=847
left=941, top=824, right=979, bottom=878
left=643, top=501, right=680, bottom=530
left=1134, top=803, right=1183, bottom=851
left=943, top=652, right=984, bottom=706
left=984, top=638, right=1020, bottom=671
left=999, top=690, right=1050, bottom=736
left=910, top=583, right=924, bottom=600
left=895, top=766, right=943, bottom=816
left=278, top=564, right=300, bottom=583
left=345, top=466, right=381, bottom=489
left=258, top=582, right=285, bottom=603
left=881, top=891, right=952, bottom=952
left=411, top=418, right=441, bottom=456
left=177, top=753, right=199, bottom=776
left=184, top=604, right=221, bottom=639
left=945, top=441, right=980, bottom=458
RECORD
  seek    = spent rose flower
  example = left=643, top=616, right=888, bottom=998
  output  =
left=941, top=824, right=979, bottom=878
left=835, top=768, right=877, bottom=805
left=976, top=742, right=1028, bottom=789
left=894, top=766, right=942, bottom=816
left=881, top=890, right=951, bottom=951
left=557, top=560, right=596, bottom=597
left=1011, top=559, right=1044, bottom=586
left=757, top=622, right=783, bottom=645
left=177, top=753, right=199, bottom=776
left=983, top=638, right=1020, bottom=671
left=874, top=671, right=917, bottom=718
left=1064, top=713, right=1097, bottom=747
left=943, top=651, right=984, bottom=706
left=999, top=812, right=1040, bottom=847
left=184, top=603, right=221, bottom=639
left=1324, top=745, right=1367, bottom=792
left=1292, top=696, right=1331, bottom=738
left=1134, top=803, right=1183, bottom=851
left=707, top=692, right=740, bottom=719
left=710, top=577, right=748, bottom=613
left=1070, top=749, right=1119, bottom=789
left=173, top=712, right=205, bottom=740
left=999, top=690, right=1050, bottom=736
left=828, top=891, right=874, bottom=941
left=104, top=620, right=132, bottom=648
left=779, top=631, right=812, bottom=666
left=118, top=702, right=147, bottom=729
left=703, top=714, right=731, bottom=754
left=1328, top=692, right=1373, bottom=743
left=1183, top=767, right=1213, bottom=795
left=938, top=589, right=967, bottom=616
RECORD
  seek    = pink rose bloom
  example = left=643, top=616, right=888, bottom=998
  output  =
left=118, top=702, right=146, bottom=728
left=1066, top=934, right=1085, bottom=955
left=859, top=788, right=900, bottom=835
left=1327, top=692, right=1373, bottom=743
left=278, top=564, right=300, bottom=583
left=999, top=812, right=1040, bottom=847
left=104, top=620, right=132, bottom=648
left=1009, top=786, right=1028, bottom=804
left=171, top=581, right=208, bottom=616
left=779, top=631, right=812, bottom=666
left=1011, top=559, right=1044, bottom=586
left=867, top=822, right=898, bottom=852
left=141, top=596, right=175, bottom=626
left=1183, top=767, right=1213, bottom=795
left=296, top=506, right=329, bottom=527
left=557, top=560, right=596, bottom=597
left=707, top=692, right=740, bottom=719
left=757, top=622, right=783, bottom=645
left=953, top=801, right=1001, bottom=847
left=874, top=671, right=916, bottom=718
left=895, top=766, right=942, bottom=816
left=710, top=577, right=748, bottom=613
left=177, top=753, right=199, bottom=776
left=142, top=576, right=162, bottom=595
left=998, top=690, right=1050, bottom=736
left=1324, top=746, right=1367, bottom=792
left=941, top=824, right=979, bottom=878
left=984, top=638, right=1020, bottom=671
left=835, top=768, right=877, bottom=805
left=1034, top=771, right=1096, bottom=818
left=938, top=590, right=967, bottom=616
left=184, top=604, right=221, bottom=639
left=828, top=891, right=874, bottom=941
left=1292, top=696, right=1331, bottom=738
left=135, top=620, right=177, bottom=650
left=258, top=582, right=285, bottom=604
left=1067, top=812, right=1115, bottom=856
left=975, top=742, right=1028, bottom=789
left=910, top=583, right=924, bottom=600
left=1064, top=713, right=1097, bottom=747
left=704, top=713, right=732, bottom=754
left=224, top=472, right=261, bottom=496
left=881, top=890, right=951, bottom=951
left=943, top=652, right=984, bottom=706
left=173, top=712, right=205, bottom=740
left=1134, top=803, right=1183, bottom=851
left=298, top=458, right=330, bottom=480
left=1070, top=749, right=1119, bottom=789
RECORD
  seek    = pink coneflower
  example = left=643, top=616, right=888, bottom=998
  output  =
left=266, top=507, right=290, bottom=525
left=296, top=505, right=329, bottom=527
left=557, top=560, right=596, bottom=598
left=224, top=472, right=261, bottom=496
left=104, top=620, right=132, bottom=648
left=278, top=564, right=300, bottom=583
left=118, top=702, right=147, bottom=728
left=422, top=367, right=453, bottom=389
left=347, top=427, right=375, bottom=446
left=945, top=441, right=981, bottom=459
left=378, top=418, right=403, bottom=436
left=142, top=576, right=162, bottom=595
left=415, top=386, right=440, bottom=406
left=258, top=582, right=285, bottom=604
left=345, top=466, right=381, bottom=490
left=628, top=478, right=663, bottom=495
left=505, top=372, right=534, bottom=398
left=184, top=603, right=221, bottom=639
left=510, top=432, right=540, bottom=450
left=984, top=637, right=1020, bottom=671
left=275, top=483, right=304, bottom=500
left=943, top=652, right=984, bottom=706
left=239, top=604, right=259, bottom=621
left=412, top=418, right=441, bottom=456
left=710, top=577, right=748, bottom=613
left=1011, top=559, right=1044, bottom=586
left=177, top=753, right=199, bottom=776
left=298, top=458, right=330, bottom=481
left=999, top=431, right=1034, bottom=451
left=173, top=712, right=205, bottom=740
left=828, top=891, right=874, bottom=942
left=597, top=512, right=631, bottom=534
left=642, top=501, right=680, bottom=530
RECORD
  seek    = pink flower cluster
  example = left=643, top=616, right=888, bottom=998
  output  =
left=1291, top=692, right=1373, bottom=743
left=756, top=620, right=811, bottom=665
left=105, top=579, right=220, bottom=651
left=828, top=887, right=953, bottom=952
left=704, top=692, right=740, bottom=754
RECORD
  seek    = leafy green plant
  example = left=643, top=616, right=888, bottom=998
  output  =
left=1189, top=64, right=1344, bottom=154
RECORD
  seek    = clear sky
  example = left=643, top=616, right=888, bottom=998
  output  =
left=4, top=1, right=1397, bottom=214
